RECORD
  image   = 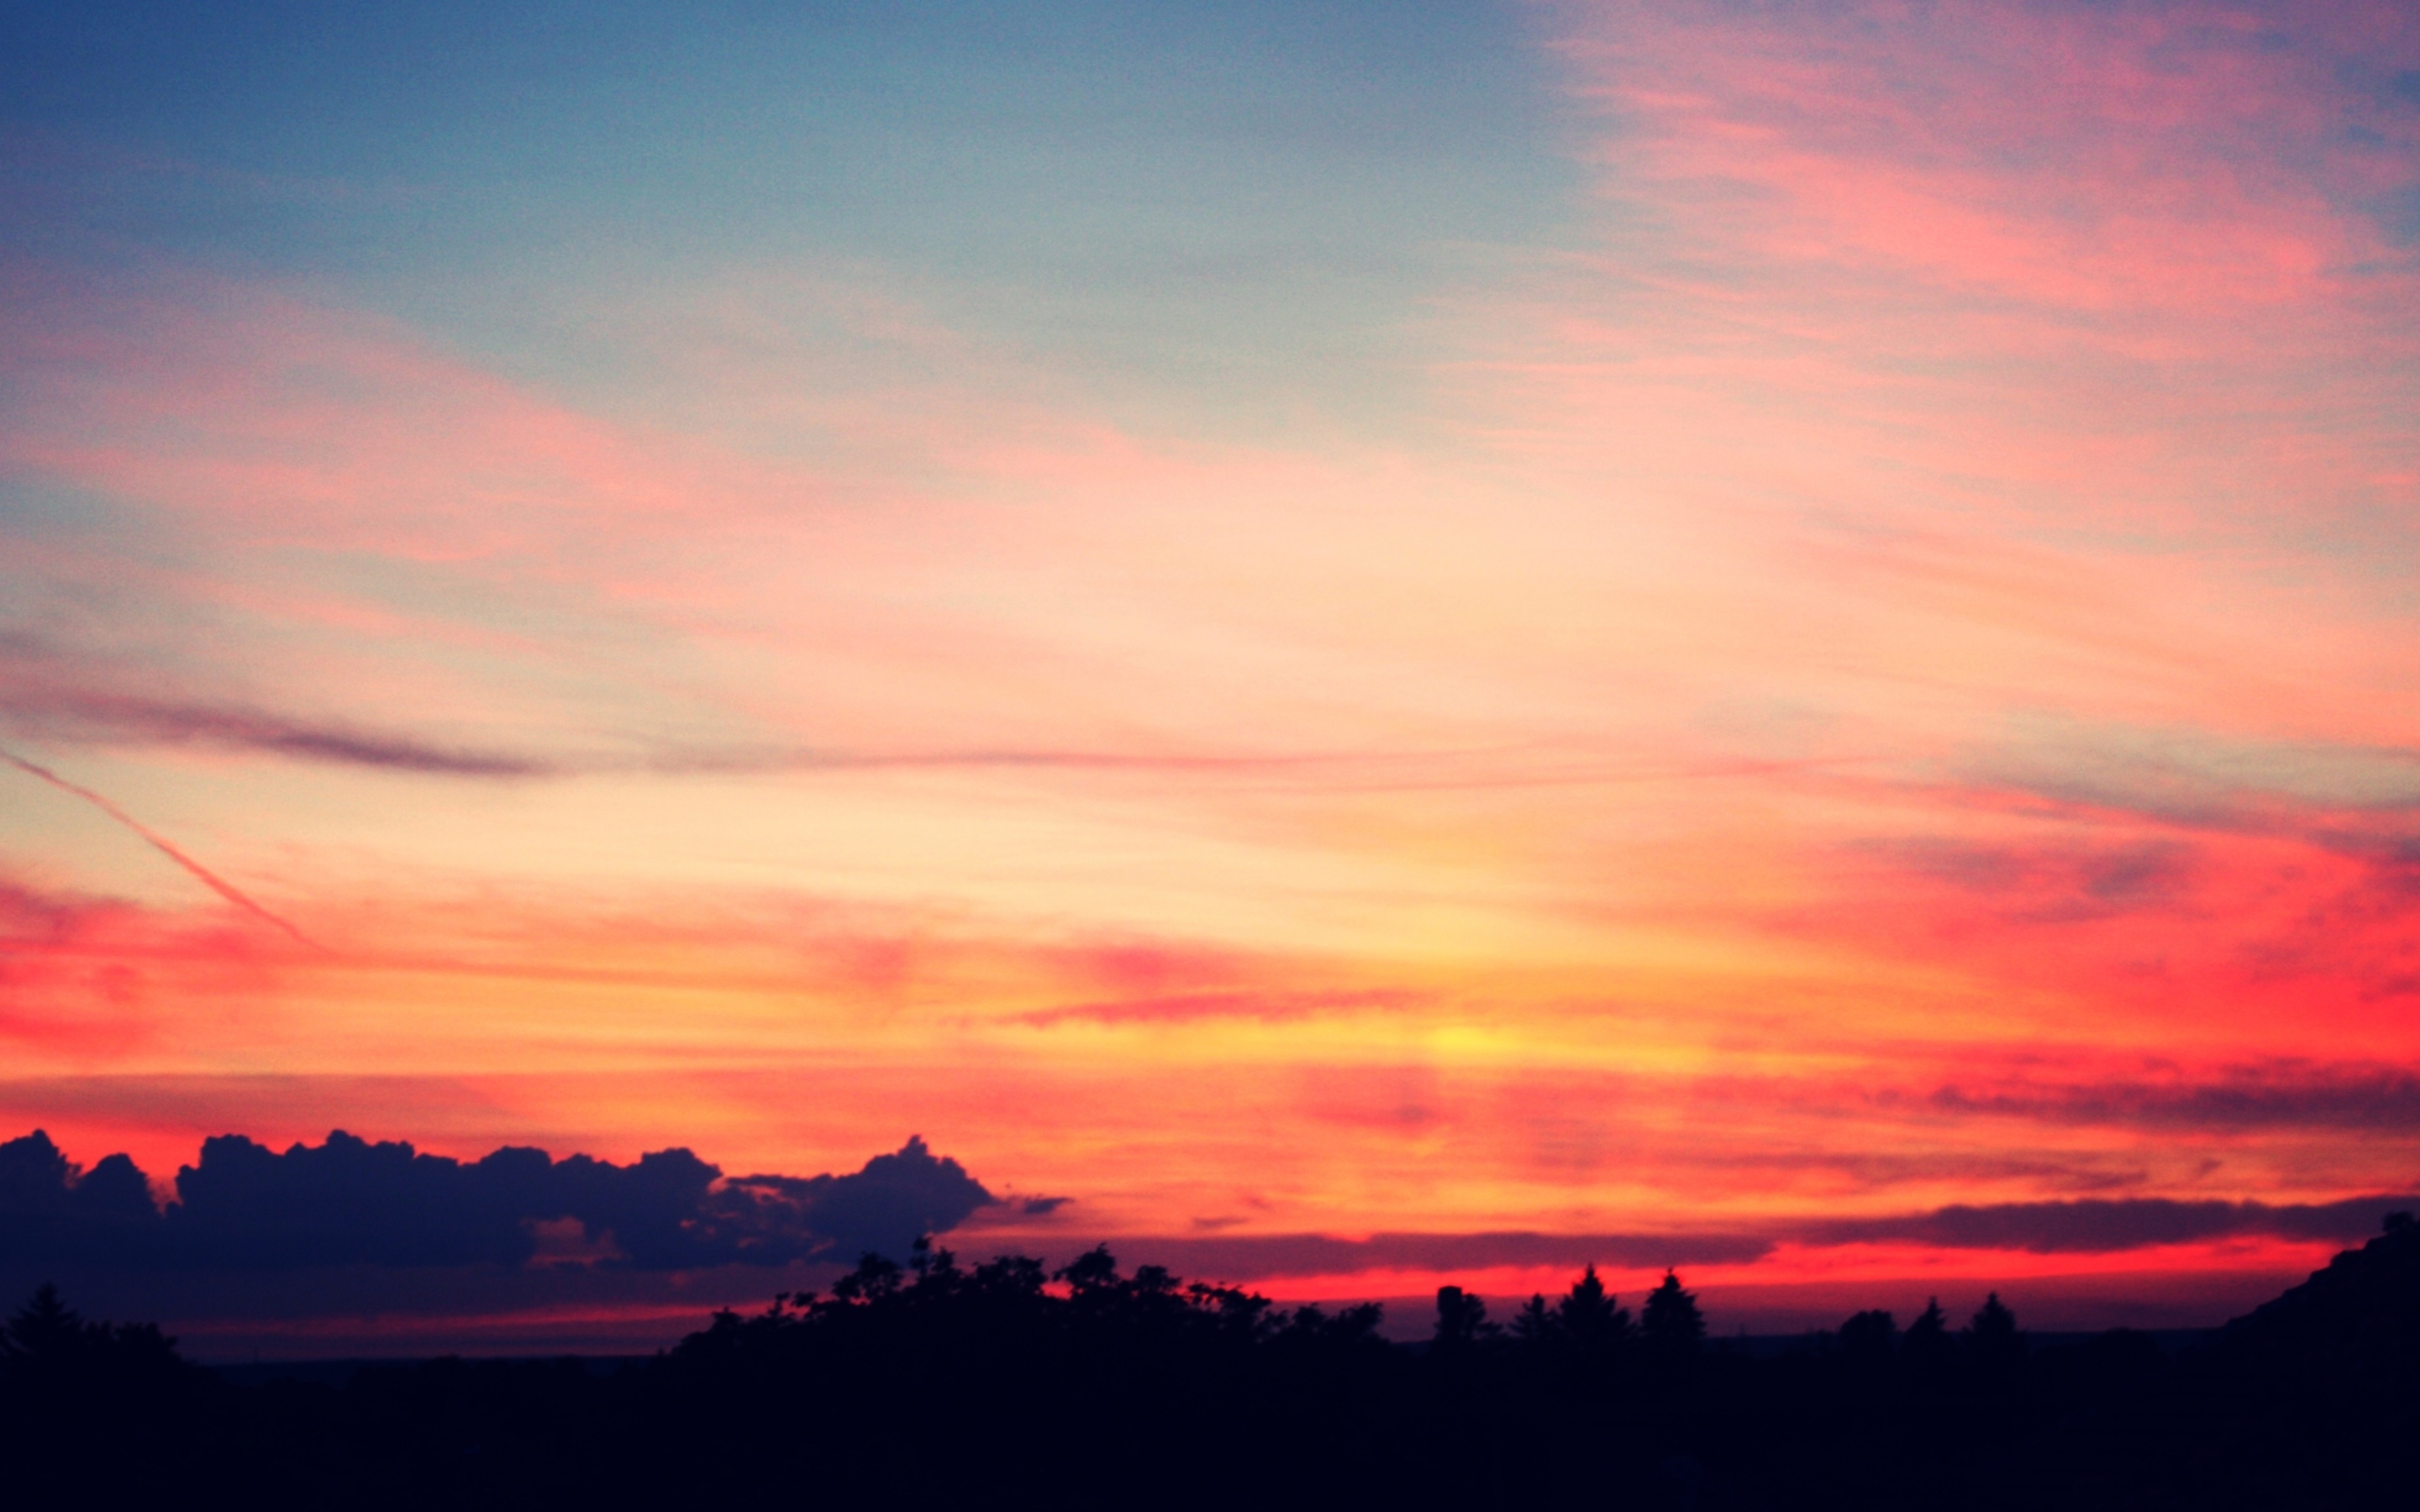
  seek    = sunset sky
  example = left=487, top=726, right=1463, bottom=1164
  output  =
left=6, top=1, right=2420, bottom=1351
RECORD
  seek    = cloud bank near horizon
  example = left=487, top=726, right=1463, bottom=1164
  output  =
left=7, top=1127, right=2410, bottom=1289
left=0, top=1129, right=992, bottom=1273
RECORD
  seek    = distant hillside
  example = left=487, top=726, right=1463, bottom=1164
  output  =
left=2012, top=1213, right=2420, bottom=1509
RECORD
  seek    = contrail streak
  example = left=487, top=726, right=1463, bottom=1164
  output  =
left=1, top=746, right=319, bottom=948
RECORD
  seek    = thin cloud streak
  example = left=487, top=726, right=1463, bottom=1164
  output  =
left=2, top=653, right=1889, bottom=794
left=1, top=680, right=550, bottom=777
left=1803, top=1194, right=2420, bottom=1255
left=0, top=747, right=316, bottom=948
left=1923, top=1067, right=2420, bottom=1132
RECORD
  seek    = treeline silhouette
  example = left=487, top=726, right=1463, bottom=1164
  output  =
left=7, top=1216, right=2417, bottom=1509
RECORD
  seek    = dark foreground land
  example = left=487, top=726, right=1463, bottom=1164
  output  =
left=7, top=1217, right=2417, bottom=1510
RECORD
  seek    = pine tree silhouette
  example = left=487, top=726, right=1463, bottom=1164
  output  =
left=3, top=1283, right=92, bottom=1366
left=1510, top=1292, right=1556, bottom=1345
left=1902, top=1296, right=1957, bottom=1378
left=1640, top=1270, right=1703, bottom=1362
left=1962, top=1292, right=2024, bottom=1381
left=1556, top=1263, right=1633, bottom=1351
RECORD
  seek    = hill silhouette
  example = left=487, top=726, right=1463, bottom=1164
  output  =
left=3, top=1218, right=2414, bottom=1509
left=2002, top=1210, right=2420, bottom=1509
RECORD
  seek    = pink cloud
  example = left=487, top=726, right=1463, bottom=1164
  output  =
left=0, top=880, right=281, bottom=1063
left=1553, top=1, right=2418, bottom=314
left=1487, top=0, right=2420, bottom=585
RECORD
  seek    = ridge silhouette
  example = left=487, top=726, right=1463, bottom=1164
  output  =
left=2002, top=1207, right=2420, bottom=1509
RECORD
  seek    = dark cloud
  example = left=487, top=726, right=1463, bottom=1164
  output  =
left=1092, top=1231, right=1776, bottom=1282
left=1866, top=835, right=2202, bottom=921
left=0, top=1129, right=992, bottom=1274
left=1962, top=724, right=2420, bottom=832
left=0, top=640, right=1367, bottom=785
left=1, top=681, right=1444, bottom=791
left=2312, top=828, right=2420, bottom=897
left=1084, top=1194, right=2420, bottom=1281
left=1804, top=1194, right=2420, bottom=1254
left=1925, top=1065, right=2420, bottom=1131
left=1664, top=1144, right=2151, bottom=1194
left=0, top=1131, right=160, bottom=1266
left=711, top=1137, right=997, bottom=1264
left=0, top=679, right=550, bottom=777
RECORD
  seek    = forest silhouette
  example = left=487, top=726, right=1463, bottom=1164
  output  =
left=6, top=1215, right=2417, bottom=1509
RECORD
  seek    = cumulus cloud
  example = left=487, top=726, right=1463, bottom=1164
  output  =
left=0, top=1129, right=992, bottom=1273
left=0, top=1131, right=162, bottom=1266
left=706, top=1137, right=997, bottom=1265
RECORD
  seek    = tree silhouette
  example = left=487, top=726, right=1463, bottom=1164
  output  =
left=2, top=1283, right=86, bottom=1363
left=1901, top=1296, right=1955, bottom=1373
left=1, top=1282, right=187, bottom=1384
left=1432, top=1284, right=1494, bottom=1353
left=1639, top=1270, right=1703, bottom=1364
left=829, top=1249, right=904, bottom=1302
left=1838, top=1308, right=1898, bottom=1370
left=1, top=1286, right=210, bottom=1504
left=1556, top=1263, right=1632, bottom=1352
left=1510, top=1292, right=1556, bottom=1345
left=1897, top=1287, right=1955, bottom=1354
left=1963, top=1292, right=2025, bottom=1380
left=1055, top=1242, right=1121, bottom=1297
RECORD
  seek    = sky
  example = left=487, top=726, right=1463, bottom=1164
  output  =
left=4, top=0, right=2420, bottom=1353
